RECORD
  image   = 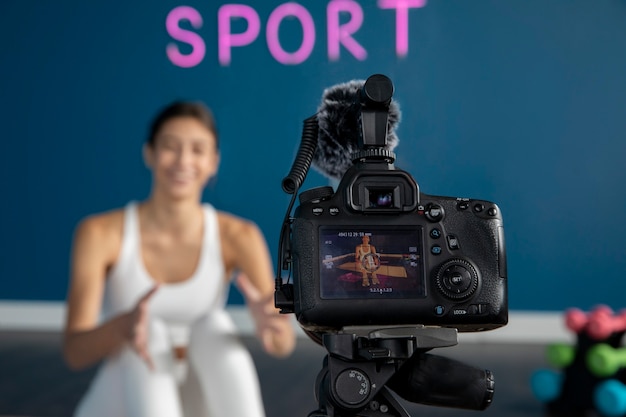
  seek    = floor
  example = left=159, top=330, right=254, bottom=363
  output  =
left=0, top=330, right=595, bottom=417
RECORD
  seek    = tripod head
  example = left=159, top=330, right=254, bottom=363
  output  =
left=308, top=325, right=495, bottom=417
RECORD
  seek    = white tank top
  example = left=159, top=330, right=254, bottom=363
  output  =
left=359, top=244, right=372, bottom=259
left=102, top=202, right=228, bottom=346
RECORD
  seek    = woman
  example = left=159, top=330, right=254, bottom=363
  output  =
left=355, top=235, right=380, bottom=286
left=63, top=101, right=296, bottom=417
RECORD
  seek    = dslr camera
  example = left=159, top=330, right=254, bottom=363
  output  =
left=276, top=74, right=507, bottom=335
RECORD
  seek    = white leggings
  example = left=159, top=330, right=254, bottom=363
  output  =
left=74, top=312, right=266, bottom=417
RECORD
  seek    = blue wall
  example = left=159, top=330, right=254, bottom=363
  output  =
left=1, top=0, right=625, bottom=311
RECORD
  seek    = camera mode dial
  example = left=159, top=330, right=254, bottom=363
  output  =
left=435, top=259, right=479, bottom=300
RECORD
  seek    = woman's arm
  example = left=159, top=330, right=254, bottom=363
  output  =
left=63, top=215, right=158, bottom=370
left=223, top=215, right=296, bottom=357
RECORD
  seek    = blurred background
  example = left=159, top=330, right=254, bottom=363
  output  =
left=1, top=0, right=626, bottom=416
left=2, top=0, right=626, bottom=312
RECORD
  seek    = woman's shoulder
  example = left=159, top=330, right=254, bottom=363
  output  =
left=217, top=211, right=265, bottom=249
left=215, top=210, right=263, bottom=243
left=70, top=207, right=128, bottom=266
left=74, top=207, right=126, bottom=243
left=215, top=210, right=271, bottom=273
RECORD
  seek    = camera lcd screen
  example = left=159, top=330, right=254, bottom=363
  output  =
left=319, top=227, right=425, bottom=300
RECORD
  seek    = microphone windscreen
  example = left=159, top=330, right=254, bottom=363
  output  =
left=312, top=79, right=401, bottom=181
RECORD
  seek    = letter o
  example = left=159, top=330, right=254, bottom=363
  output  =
left=266, top=3, right=316, bottom=65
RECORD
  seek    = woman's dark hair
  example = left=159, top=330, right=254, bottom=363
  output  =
left=146, top=101, right=219, bottom=149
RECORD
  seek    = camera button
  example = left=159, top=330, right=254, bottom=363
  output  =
left=447, top=235, right=460, bottom=250
left=443, top=268, right=472, bottom=293
left=488, top=207, right=498, bottom=216
left=458, top=201, right=470, bottom=210
left=430, top=228, right=442, bottom=239
left=473, top=203, right=484, bottom=213
left=312, top=207, right=324, bottom=216
left=329, top=207, right=340, bottom=215
left=434, top=305, right=445, bottom=316
left=431, top=245, right=442, bottom=255
left=425, top=204, right=444, bottom=222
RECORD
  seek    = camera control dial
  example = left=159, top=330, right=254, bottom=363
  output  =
left=435, top=259, right=479, bottom=300
left=299, top=186, right=334, bottom=204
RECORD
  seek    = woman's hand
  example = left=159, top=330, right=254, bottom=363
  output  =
left=122, top=284, right=160, bottom=369
left=236, top=273, right=295, bottom=357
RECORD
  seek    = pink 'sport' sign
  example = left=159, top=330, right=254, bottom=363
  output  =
left=166, top=0, right=427, bottom=67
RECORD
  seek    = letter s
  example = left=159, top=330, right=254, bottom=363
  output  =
left=166, top=6, right=206, bottom=68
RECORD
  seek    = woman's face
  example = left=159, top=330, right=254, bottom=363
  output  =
left=145, top=116, right=219, bottom=201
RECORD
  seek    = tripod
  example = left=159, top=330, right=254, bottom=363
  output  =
left=306, top=325, right=494, bottom=417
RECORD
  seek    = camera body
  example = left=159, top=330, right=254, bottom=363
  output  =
left=288, top=163, right=507, bottom=333
left=276, top=74, right=507, bottom=334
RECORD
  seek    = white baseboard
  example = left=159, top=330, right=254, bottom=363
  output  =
left=0, top=300, right=574, bottom=345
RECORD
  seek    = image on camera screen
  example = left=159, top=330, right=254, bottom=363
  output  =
left=319, top=227, right=425, bottom=299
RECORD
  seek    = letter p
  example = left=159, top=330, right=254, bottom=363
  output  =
left=218, top=4, right=261, bottom=66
